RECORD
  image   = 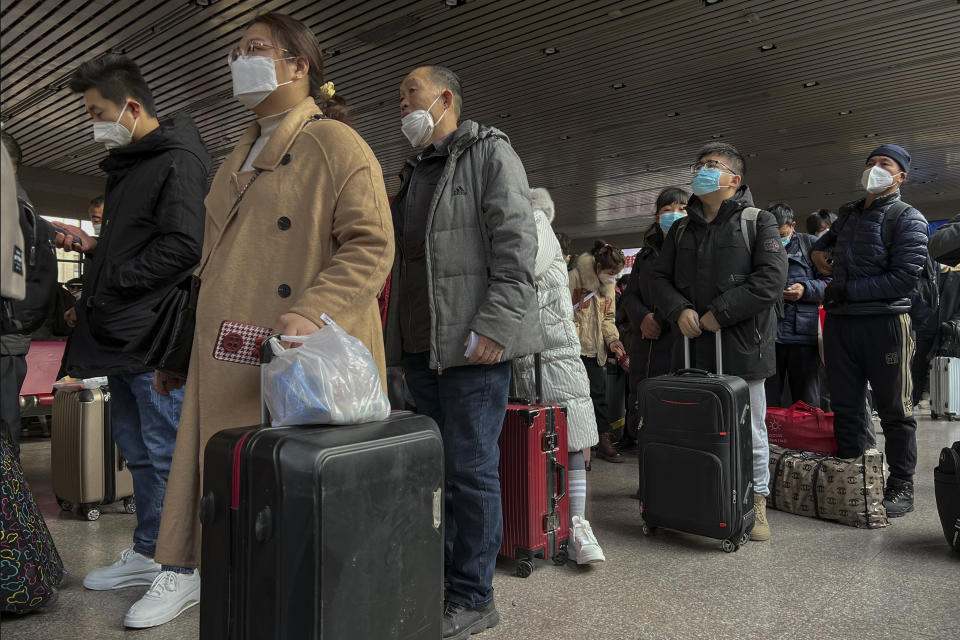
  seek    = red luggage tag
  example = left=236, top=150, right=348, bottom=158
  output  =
left=213, top=320, right=274, bottom=366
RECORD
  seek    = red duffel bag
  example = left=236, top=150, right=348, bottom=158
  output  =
left=765, top=401, right=837, bottom=456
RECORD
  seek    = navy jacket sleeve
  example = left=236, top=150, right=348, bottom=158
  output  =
left=708, top=210, right=788, bottom=326
left=652, top=226, right=694, bottom=323
left=845, top=208, right=929, bottom=302
left=798, top=235, right=831, bottom=303
left=102, top=152, right=207, bottom=298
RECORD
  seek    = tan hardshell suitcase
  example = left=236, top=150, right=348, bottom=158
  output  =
left=51, top=386, right=135, bottom=520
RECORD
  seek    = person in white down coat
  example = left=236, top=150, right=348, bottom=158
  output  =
left=511, top=187, right=606, bottom=565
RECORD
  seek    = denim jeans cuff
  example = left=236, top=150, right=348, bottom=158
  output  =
left=161, top=565, right=195, bottom=574
left=133, top=544, right=156, bottom=559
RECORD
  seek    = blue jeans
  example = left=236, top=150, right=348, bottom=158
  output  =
left=108, top=372, right=183, bottom=558
left=402, top=352, right=511, bottom=609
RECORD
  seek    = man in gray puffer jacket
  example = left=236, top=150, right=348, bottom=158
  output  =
left=386, top=65, right=541, bottom=640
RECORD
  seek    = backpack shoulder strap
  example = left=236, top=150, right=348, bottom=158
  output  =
left=880, top=199, right=911, bottom=249
left=740, top=207, right=760, bottom=254
left=796, top=231, right=813, bottom=259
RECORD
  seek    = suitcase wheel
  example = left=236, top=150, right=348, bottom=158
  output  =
left=552, top=544, right=568, bottom=566
left=57, top=498, right=73, bottom=512
left=515, top=559, right=534, bottom=578
left=123, top=497, right=136, bottom=514
left=932, top=412, right=939, bottom=420
left=721, top=539, right=737, bottom=553
left=82, top=505, right=101, bottom=521
left=641, top=524, right=657, bottom=537
left=739, top=532, right=749, bottom=546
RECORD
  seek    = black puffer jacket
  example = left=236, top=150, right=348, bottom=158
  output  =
left=653, top=185, right=788, bottom=381
left=66, top=114, right=210, bottom=378
left=811, top=191, right=928, bottom=315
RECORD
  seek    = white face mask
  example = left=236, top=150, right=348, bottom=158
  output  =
left=230, top=55, right=293, bottom=109
left=861, top=165, right=900, bottom=195
left=93, top=223, right=102, bottom=235
left=401, top=95, right=447, bottom=148
left=93, top=102, right=136, bottom=149
left=598, top=273, right=617, bottom=285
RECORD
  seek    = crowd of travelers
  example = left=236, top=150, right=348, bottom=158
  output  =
left=3, top=10, right=960, bottom=639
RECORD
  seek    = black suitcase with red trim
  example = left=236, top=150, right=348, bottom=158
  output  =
left=637, top=331, right=755, bottom=552
left=199, top=338, right=444, bottom=639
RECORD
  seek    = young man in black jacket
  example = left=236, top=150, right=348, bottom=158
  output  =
left=811, top=144, right=928, bottom=517
left=53, top=55, right=210, bottom=609
left=654, top=142, right=787, bottom=542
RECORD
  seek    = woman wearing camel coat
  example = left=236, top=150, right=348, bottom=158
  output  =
left=151, top=94, right=394, bottom=569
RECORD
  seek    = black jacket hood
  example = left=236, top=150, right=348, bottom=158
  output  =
left=101, top=113, right=211, bottom=175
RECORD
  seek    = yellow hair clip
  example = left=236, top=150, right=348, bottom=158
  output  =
left=320, top=81, right=335, bottom=101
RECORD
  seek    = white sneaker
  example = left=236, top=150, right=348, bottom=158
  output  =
left=82, top=548, right=160, bottom=590
left=124, top=570, right=201, bottom=628
left=569, top=516, right=606, bottom=564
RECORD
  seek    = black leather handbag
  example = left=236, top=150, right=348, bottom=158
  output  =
left=125, top=275, right=200, bottom=378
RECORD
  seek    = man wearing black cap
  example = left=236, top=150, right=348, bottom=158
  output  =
left=811, top=144, right=928, bottom=517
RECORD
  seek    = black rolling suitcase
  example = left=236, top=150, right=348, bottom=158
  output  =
left=637, top=330, right=755, bottom=552
left=200, top=338, right=444, bottom=639
left=934, top=440, right=960, bottom=553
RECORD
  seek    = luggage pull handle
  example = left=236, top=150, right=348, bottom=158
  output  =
left=509, top=352, right=544, bottom=406
left=680, top=328, right=723, bottom=375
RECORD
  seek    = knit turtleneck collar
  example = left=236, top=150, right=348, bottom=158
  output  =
left=256, top=109, right=291, bottom=138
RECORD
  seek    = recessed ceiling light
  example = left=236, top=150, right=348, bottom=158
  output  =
left=611, top=82, right=626, bottom=89
left=608, top=9, right=623, bottom=17
left=193, top=0, right=219, bottom=6
left=777, top=128, right=788, bottom=134
left=558, top=135, right=571, bottom=140
left=759, top=43, right=777, bottom=52
left=777, top=167, right=788, bottom=172
left=703, top=0, right=724, bottom=5
left=803, top=81, right=819, bottom=88
left=666, top=111, right=679, bottom=117
left=711, top=133, right=723, bottom=139
left=541, top=47, right=559, bottom=55
left=825, top=192, right=835, bottom=196
left=608, top=153, right=620, bottom=158
left=864, top=133, right=878, bottom=138
left=322, top=48, right=341, bottom=57
left=838, top=110, right=853, bottom=116
left=444, top=0, right=467, bottom=7
left=803, top=180, right=813, bottom=185
left=498, top=113, right=510, bottom=118
left=746, top=152, right=759, bottom=158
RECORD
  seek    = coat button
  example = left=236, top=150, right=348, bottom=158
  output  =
left=222, top=332, right=244, bottom=353
left=280, top=153, right=291, bottom=165
left=278, top=284, right=291, bottom=298
left=277, top=216, right=291, bottom=230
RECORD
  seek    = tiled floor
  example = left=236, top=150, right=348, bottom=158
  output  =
left=3, top=416, right=958, bottom=639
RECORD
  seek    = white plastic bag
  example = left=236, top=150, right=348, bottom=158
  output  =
left=262, top=315, right=390, bottom=426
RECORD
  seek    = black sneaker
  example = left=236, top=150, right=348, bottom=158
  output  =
left=442, top=599, right=500, bottom=639
left=883, top=477, right=915, bottom=518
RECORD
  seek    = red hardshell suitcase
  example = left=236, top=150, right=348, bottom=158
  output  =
left=498, top=354, right=570, bottom=577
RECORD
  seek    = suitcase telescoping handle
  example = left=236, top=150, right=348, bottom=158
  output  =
left=679, top=328, right=723, bottom=376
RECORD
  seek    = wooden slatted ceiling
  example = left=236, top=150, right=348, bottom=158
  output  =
left=2, top=0, right=958, bottom=242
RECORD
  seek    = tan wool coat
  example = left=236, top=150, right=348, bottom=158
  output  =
left=154, top=98, right=394, bottom=567
left=569, top=253, right=619, bottom=366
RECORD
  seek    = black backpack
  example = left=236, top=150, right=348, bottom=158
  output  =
left=0, top=199, right=58, bottom=334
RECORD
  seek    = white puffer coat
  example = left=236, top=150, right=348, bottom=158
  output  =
left=511, top=189, right=598, bottom=452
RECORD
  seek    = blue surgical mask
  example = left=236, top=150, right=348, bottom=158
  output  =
left=780, top=236, right=790, bottom=247
left=690, top=167, right=725, bottom=196
left=659, top=212, right=687, bottom=234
